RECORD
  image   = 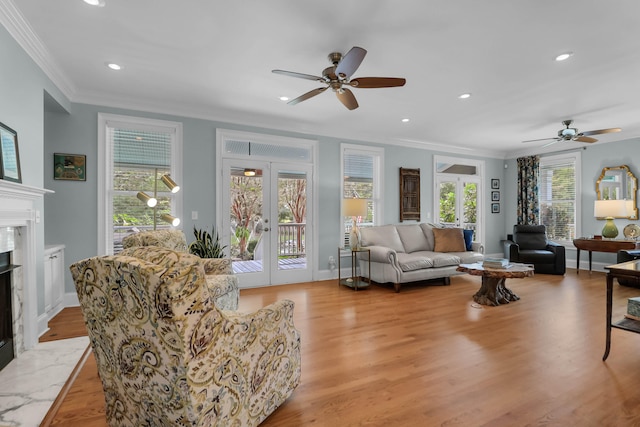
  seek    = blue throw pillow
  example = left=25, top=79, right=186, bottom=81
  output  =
left=463, top=229, right=473, bottom=251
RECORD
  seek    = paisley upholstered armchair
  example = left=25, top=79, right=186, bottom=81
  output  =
left=121, top=230, right=239, bottom=310
left=70, top=249, right=301, bottom=427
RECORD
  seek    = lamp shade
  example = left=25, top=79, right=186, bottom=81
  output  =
left=343, top=198, right=368, bottom=217
left=137, top=191, right=157, bottom=208
left=594, top=199, right=628, bottom=218
left=160, top=213, right=180, bottom=227
left=160, top=174, right=180, bottom=193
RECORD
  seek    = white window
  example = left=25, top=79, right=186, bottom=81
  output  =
left=539, top=152, right=581, bottom=243
left=98, top=114, right=183, bottom=255
left=341, top=144, right=384, bottom=247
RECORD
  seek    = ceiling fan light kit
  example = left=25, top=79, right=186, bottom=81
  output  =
left=272, top=46, right=406, bottom=110
left=522, top=119, right=621, bottom=147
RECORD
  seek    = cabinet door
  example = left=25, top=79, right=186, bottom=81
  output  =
left=50, top=251, right=63, bottom=309
left=44, top=255, right=53, bottom=313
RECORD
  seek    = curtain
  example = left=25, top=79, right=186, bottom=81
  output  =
left=517, top=155, right=540, bottom=224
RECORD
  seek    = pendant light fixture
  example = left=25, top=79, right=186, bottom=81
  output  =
left=244, top=142, right=257, bottom=177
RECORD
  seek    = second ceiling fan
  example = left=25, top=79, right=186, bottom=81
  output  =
left=522, top=120, right=621, bottom=147
left=272, top=46, right=406, bottom=110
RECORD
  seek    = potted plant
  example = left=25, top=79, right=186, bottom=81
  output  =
left=189, top=226, right=227, bottom=258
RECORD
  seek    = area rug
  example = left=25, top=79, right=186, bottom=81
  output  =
left=0, top=336, right=89, bottom=427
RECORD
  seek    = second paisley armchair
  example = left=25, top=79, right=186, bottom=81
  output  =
left=121, top=229, right=239, bottom=310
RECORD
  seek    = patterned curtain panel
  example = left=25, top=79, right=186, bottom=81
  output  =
left=516, top=155, right=540, bottom=224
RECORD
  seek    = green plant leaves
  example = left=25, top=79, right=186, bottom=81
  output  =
left=188, top=226, right=227, bottom=258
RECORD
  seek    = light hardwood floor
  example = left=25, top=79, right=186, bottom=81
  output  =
left=44, top=271, right=640, bottom=426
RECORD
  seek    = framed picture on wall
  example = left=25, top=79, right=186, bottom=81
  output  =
left=491, top=179, right=500, bottom=189
left=54, top=153, right=86, bottom=181
left=0, top=121, right=22, bottom=183
left=491, top=203, right=500, bottom=214
left=491, top=191, right=500, bottom=201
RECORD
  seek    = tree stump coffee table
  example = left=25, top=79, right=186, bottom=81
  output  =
left=457, top=263, right=535, bottom=306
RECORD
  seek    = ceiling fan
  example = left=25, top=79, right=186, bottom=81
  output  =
left=522, top=120, right=622, bottom=147
left=272, top=46, right=406, bottom=110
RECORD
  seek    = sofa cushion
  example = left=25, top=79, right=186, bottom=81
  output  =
left=360, top=225, right=405, bottom=253
left=427, top=252, right=462, bottom=268
left=419, top=224, right=437, bottom=249
left=396, top=224, right=431, bottom=253
left=395, top=252, right=434, bottom=272
left=433, top=228, right=466, bottom=252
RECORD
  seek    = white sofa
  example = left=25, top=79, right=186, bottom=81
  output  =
left=358, top=223, right=484, bottom=292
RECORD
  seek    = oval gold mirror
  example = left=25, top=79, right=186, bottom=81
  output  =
left=596, top=165, right=638, bottom=219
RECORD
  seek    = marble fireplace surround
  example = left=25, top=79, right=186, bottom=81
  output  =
left=0, top=180, right=51, bottom=356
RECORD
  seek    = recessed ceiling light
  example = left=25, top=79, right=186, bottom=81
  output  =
left=401, top=118, right=410, bottom=123
left=458, top=93, right=471, bottom=99
left=83, top=0, right=105, bottom=7
left=106, top=63, right=122, bottom=70
left=555, top=52, right=573, bottom=61
left=279, top=96, right=289, bottom=101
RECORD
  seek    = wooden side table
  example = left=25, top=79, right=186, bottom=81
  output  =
left=603, top=260, right=640, bottom=360
left=573, top=238, right=639, bottom=273
left=338, top=247, right=371, bottom=291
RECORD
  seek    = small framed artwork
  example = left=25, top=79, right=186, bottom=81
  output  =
left=491, top=179, right=500, bottom=189
left=0, top=122, right=21, bottom=183
left=54, top=153, right=86, bottom=181
left=491, top=203, right=500, bottom=213
left=491, top=191, right=500, bottom=201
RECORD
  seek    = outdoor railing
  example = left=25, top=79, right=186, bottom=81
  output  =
left=278, top=223, right=305, bottom=257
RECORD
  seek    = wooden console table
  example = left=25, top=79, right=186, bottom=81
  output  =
left=573, top=238, right=639, bottom=273
left=603, top=260, right=640, bottom=361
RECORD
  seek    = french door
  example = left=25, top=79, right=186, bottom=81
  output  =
left=222, top=159, right=312, bottom=288
left=435, top=175, right=482, bottom=241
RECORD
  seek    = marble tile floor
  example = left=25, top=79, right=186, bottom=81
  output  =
left=0, top=336, right=89, bottom=427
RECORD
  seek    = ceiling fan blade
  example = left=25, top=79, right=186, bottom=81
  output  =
left=349, top=77, right=407, bottom=88
left=287, top=87, right=328, bottom=105
left=335, top=46, right=367, bottom=79
left=574, top=136, right=598, bottom=143
left=542, top=139, right=561, bottom=148
left=272, top=69, right=324, bottom=82
left=336, top=88, right=359, bottom=110
left=522, top=137, right=559, bottom=143
left=580, top=127, right=622, bottom=136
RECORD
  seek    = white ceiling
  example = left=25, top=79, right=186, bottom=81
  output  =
left=7, top=0, right=640, bottom=158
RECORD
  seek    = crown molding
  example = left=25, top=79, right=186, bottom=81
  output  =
left=0, top=0, right=75, bottom=98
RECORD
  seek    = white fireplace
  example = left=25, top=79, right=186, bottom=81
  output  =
left=0, top=180, right=51, bottom=356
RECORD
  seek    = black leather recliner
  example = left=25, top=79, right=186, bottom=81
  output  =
left=502, top=225, right=566, bottom=275
left=616, top=249, right=640, bottom=287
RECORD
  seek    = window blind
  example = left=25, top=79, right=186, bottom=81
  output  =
left=539, top=156, right=577, bottom=241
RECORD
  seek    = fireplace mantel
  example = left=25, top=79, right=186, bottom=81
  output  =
left=0, top=180, right=53, bottom=353
left=0, top=179, right=52, bottom=202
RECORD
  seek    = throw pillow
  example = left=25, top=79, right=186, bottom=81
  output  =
left=433, top=227, right=466, bottom=252
left=463, top=229, right=474, bottom=251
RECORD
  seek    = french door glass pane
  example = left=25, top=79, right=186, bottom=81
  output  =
left=462, top=181, right=478, bottom=238
left=229, top=167, right=264, bottom=274
left=439, top=181, right=456, bottom=225
left=277, top=170, right=307, bottom=271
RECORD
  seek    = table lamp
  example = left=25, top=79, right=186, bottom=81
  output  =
left=343, top=198, right=368, bottom=249
left=594, top=199, right=628, bottom=238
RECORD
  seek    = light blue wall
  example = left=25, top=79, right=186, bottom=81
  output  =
left=0, top=25, right=69, bottom=315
